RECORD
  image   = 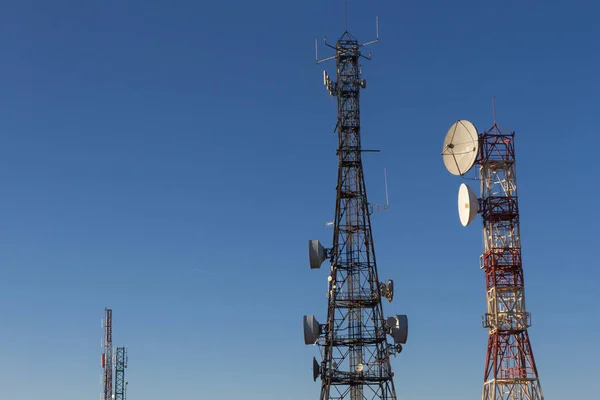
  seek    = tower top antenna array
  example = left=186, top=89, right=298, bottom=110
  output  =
left=315, top=12, right=379, bottom=66
left=303, top=7, right=409, bottom=400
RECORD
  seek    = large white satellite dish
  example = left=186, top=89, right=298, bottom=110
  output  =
left=458, top=183, right=479, bottom=227
left=442, top=120, right=479, bottom=175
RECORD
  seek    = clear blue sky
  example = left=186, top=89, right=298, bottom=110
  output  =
left=1, top=1, right=598, bottom=399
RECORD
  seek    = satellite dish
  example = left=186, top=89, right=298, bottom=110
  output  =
left=303, top=315, right=321, bottom=345
left=386, top=314, right=408, bottom=344
left=458, top=183, right=479, bottom=227
left=312, top=357, right=321, bottom=381
left=442, top=120, right=479, bottom=175
left=309, top=240, right=327, bottom=269
left=356, top=363, right=364, bottom=372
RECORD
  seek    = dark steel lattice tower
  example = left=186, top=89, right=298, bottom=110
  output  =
left=303, top=19, right=408, bottom=400
left=102, top=308, right=113, bottom=400
left=479, top=122, right=543, bottom=400
left=115, top=347, right=128, bottom=400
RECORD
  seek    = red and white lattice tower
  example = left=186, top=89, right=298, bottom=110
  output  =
left=441, top=108, right=544, bottom=400
left=101, top=308, right=113, bottom=400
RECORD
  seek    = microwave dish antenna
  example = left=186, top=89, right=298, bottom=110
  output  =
left=442, top=120, right=479, bottom=176
left=458, top=183, right=479, bottom=227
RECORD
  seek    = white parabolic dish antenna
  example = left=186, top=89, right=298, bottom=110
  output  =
left=442, top=120, right=479, bottom=175
left=458, top=183, right=479, bottom=227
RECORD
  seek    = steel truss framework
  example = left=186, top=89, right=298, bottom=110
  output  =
left=478, top=124, right=543, bottom=400
left=103, top=308, right=113, bottom=400
left=316, top=32, right=398, bottom=400
left=115, top=347, right=128, bottom=400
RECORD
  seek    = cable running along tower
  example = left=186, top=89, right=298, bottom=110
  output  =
left=303, top=14, right=408, bottom=400
left=441, top=106, right=544, bottom=400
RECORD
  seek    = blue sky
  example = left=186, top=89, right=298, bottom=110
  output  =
left=1, top=0, right=598, bottom=399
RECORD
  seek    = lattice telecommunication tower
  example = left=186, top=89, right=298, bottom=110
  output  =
left=441, top=105, right=544, bottom=400
left=101, top=308, right=113, bottom=400
left=115, top=346, right=128, bottom=400
left=302, top=15, right=409, bottom=400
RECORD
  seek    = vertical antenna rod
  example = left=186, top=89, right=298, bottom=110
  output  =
left=304, top=12, right=409, bottom=400
left=384, top=168, right=389, bottom=208
left=344, top=0, right=348, bottom=31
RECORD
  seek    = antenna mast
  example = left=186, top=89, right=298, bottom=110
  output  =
left=304, top=11, right=408, bottom=400
left=344, top=0, right=348, bottom=31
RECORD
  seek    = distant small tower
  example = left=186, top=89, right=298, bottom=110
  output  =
left=115, top=347, right=128, bottom=400
left=303, top=12, right=409, bottom=400
left=101, top=308, right=113, bottom=400
left=441, top=106, right=544, bottom=400
left=101, top=308, right=129, bottom=400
